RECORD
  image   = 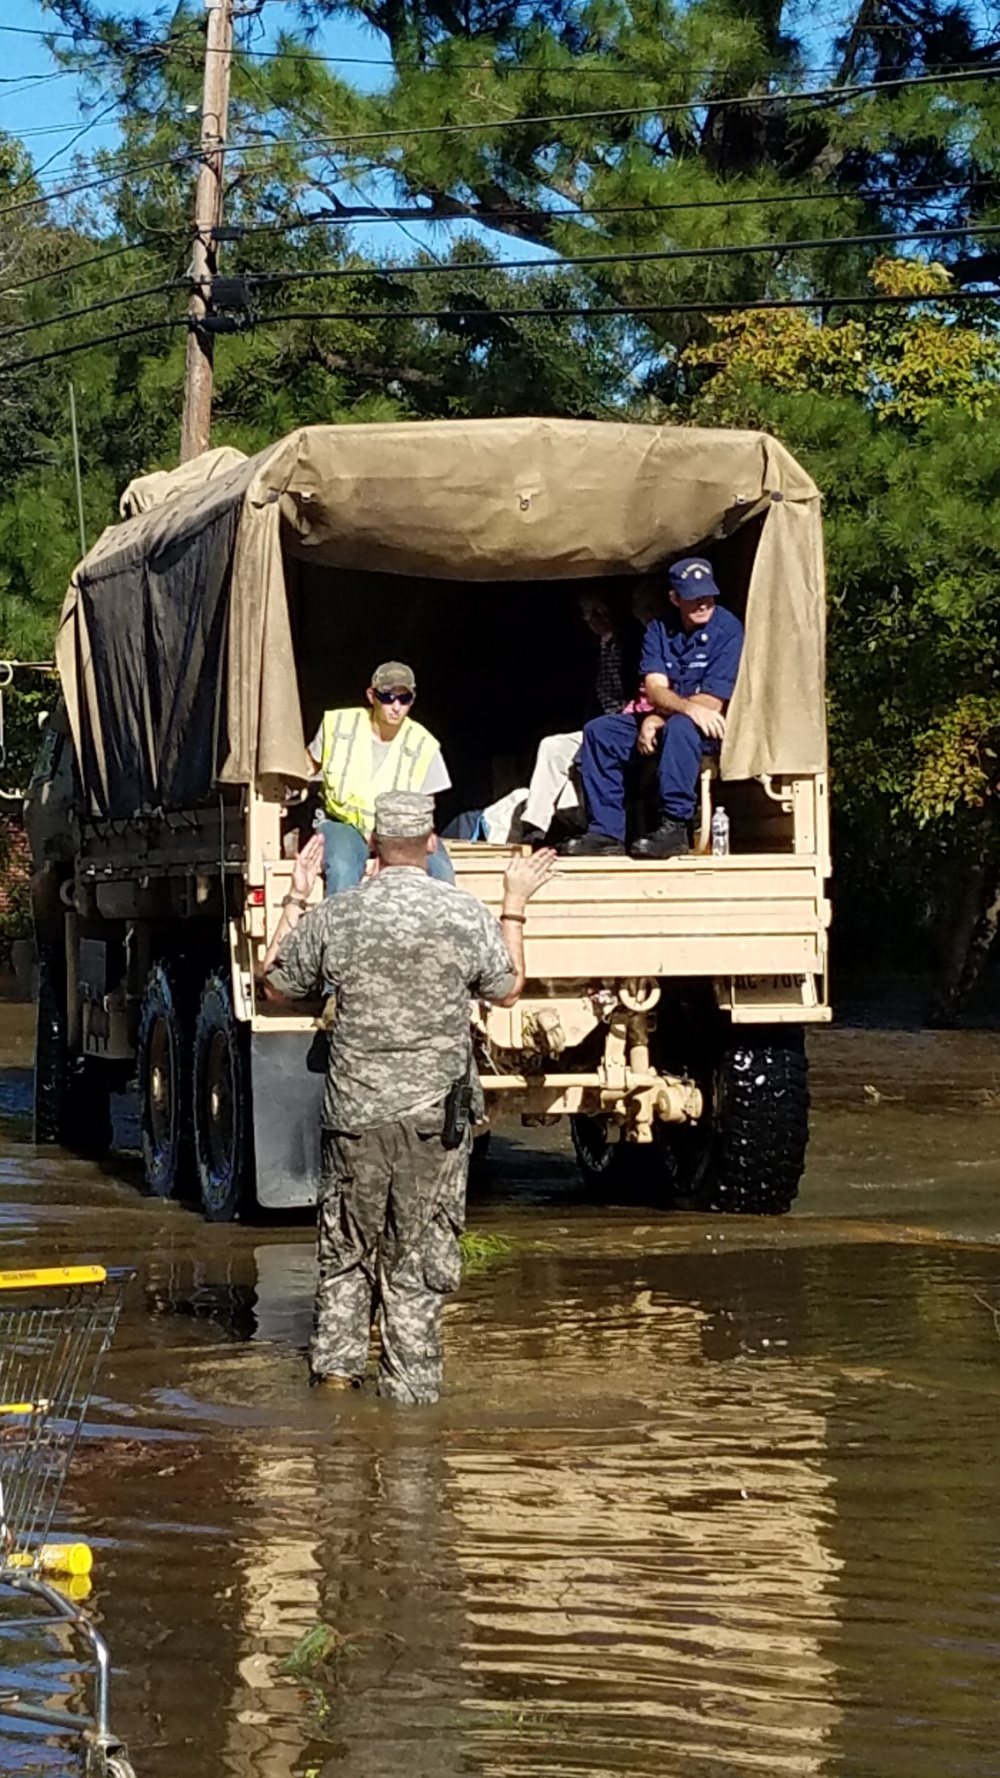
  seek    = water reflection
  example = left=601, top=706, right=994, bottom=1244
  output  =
left=0, top=1106, right=999, bottom=1776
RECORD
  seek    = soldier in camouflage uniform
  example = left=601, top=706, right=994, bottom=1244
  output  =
left=262, top=790, right=554, bottom=1404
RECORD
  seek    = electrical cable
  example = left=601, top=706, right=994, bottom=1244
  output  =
left=220, top=62, right=1000, bottom=152
left=8, top=175, right=994, bottom=303
left=2, top=16, right=988, bottom=84
left=7, top=218, right=1000, bottom=348
left=3, top=62, right=999, bottom=224
left=0, top=278, right=182, bottom=345
left=2, top=285, right=999, bottom=378
left=6, top=98, right=120, bottom=200
left=0, top=241, right=147, bottom=300
left=249, top=290, right=1000, bottom=325
left=230, top=178, right=1000, bottom=238
left=8, top=220, right=1000, bottom=348
left=234, top=221, right=1000, bottom=292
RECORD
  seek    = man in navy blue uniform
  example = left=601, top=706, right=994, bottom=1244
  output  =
left=563, top=557, right=744, bottom=860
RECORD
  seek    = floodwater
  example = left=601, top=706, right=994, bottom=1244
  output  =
left=1, top=1001, right=1000, bottom=1778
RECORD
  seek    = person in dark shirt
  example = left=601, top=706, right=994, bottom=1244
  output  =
left=562, top=558, right=744, bottom=860
left=520, top=588, right=645, bottom=849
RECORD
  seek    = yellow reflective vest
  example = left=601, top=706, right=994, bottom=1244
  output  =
left=319, top=708, right=441, bottom=835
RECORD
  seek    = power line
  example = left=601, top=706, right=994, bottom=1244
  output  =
left=0, top=317, right=183, bottom=375
left=2, top=285, right=998, bottom=378
left=0, top=24, right=83, bottom=37
left=221, top=62, right=1000, bottom=154
left=0, top=278, right=180, bottom=345
left=3, top=62, right=999, bottom=225
left=236, top=221, right=1000, bottom=293
left=255, top=290, right=1000, bottom=324
left=0, top=16, right=969, bottom=84
left=0, top=70, right=72, bottom=84
left=191, top=40, right=916, bottom=79
left=7, top=217, right=1000, bottom=349
left=6, top=174, right=984, bottom=304
left=9, top=217, right=1000, bottom=349
left=6, top=98, right=120, bottom=200
left=228, top=177, right=999, bottom=240
left=0, top=241, right=149, bottom=299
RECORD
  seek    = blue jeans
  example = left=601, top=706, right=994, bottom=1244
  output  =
left=316, top=817, right=455, bottom=896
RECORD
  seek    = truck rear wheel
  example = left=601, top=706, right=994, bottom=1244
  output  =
left=193, top=973, right=252, bottom=1223
left=570, top=1113, right=620, bottom=1183
left=34, top=937, right=112, bottom=1158
left=137, top=961, right=195, bottom=1199
left=673, top=1026, right=809, bottom=1215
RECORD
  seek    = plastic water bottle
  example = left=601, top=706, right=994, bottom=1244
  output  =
left=710, top=807, right=730, bottom=856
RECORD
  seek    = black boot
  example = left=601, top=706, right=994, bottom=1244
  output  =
left=560, top=831, right=626, bottom=857
left=630, top=819, right=690, bottom=860
left=519, top=822, right=549, bottom=852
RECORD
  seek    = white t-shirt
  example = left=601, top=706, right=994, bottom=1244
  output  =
left=308, top=720, right=451, bottom=797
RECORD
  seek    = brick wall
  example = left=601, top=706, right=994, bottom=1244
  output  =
left=0, top=819, right=30, bottom=918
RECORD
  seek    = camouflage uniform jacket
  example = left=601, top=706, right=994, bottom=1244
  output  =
left=264, top=866, right=516, bottom=1131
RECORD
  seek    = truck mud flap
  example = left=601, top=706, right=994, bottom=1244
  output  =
left=250, top=1030, right=326, bottom=1210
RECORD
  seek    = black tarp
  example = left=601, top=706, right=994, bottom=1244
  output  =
left=74, top=499, right=240, bottom=819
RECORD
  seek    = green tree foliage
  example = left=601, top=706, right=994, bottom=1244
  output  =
left=681, top=256, right=1000, bottom=996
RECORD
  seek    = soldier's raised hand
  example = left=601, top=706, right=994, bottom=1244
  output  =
left=503, top=848, right=557, bottom=913
left=291, top=832, right=325, bottom=900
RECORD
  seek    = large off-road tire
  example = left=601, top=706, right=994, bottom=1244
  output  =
left=570, top=1112, right=621, bottom=1184
left=34, top=937, right=112, bottom=1158
left=571, top=1110, right=677, bottom=1198
left=192, top=972, right=253, bottom=1223
left=137, top=960, right=196, bottom=1200
left=672, top=1026, right=810, bottom=1215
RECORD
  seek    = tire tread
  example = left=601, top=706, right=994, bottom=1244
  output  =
left=704, top=1030, right=809, bottom=1215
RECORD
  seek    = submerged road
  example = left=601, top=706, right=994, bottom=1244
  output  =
left=0, top=1000, right=999, bottom=1778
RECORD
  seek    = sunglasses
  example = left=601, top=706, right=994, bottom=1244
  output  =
left=374, top=688, right=414, bottom=706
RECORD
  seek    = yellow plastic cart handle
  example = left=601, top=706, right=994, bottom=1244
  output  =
left=0, top=1266, right=107, bottom=1290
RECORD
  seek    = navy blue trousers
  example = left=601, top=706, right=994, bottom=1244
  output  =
left=579, top=712, right=706, bottom=842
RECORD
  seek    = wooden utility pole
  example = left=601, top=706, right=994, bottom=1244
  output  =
left=180, top=0, right=234, bottom=463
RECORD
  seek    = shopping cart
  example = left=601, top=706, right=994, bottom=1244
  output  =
left=0, top=1264, right=135, bottom=1777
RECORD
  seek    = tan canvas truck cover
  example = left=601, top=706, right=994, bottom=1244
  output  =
left=56, top=418, right=825, bottom=820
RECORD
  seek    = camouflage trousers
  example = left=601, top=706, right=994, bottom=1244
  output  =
left=310, top=1106, right=471, bottom=1405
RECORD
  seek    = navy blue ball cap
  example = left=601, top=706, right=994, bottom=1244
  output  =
left=668, top=557, right=720, bottom=601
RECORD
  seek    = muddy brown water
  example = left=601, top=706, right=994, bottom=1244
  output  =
left=1, top=1001, right=1000, bottom=1777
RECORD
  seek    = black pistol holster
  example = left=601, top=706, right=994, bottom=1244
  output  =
left=442, top=1063, right=474, bottom=1150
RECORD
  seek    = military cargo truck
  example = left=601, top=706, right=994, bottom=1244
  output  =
left=27, top=419, right=829, bottom=1221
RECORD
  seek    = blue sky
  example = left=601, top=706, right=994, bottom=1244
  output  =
left=0, top=0, right=480, bottom=258
left=1, top=0, right=392, bottom=159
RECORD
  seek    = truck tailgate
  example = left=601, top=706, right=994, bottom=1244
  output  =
left=449, top=847, right=829, bottom=979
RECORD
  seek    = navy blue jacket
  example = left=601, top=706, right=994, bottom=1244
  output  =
left=639, top=605, right=744, bottom=703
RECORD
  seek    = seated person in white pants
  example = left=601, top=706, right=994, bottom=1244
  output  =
left=520, top=584, right=663, bottom=849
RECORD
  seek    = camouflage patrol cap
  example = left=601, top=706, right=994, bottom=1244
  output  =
left=371, top=660, right=416, bottom=693
left=374, top=790, right=434, bottom=838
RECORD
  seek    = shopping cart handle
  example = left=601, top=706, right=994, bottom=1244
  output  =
left=0, top=1267, right=106, bottom=1291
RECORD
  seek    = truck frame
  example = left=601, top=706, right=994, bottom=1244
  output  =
left=28, top=419, right=830, bottom=1220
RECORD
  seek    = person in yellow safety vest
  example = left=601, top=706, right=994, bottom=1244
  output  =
left=307, top=660, right=455, bottom=896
